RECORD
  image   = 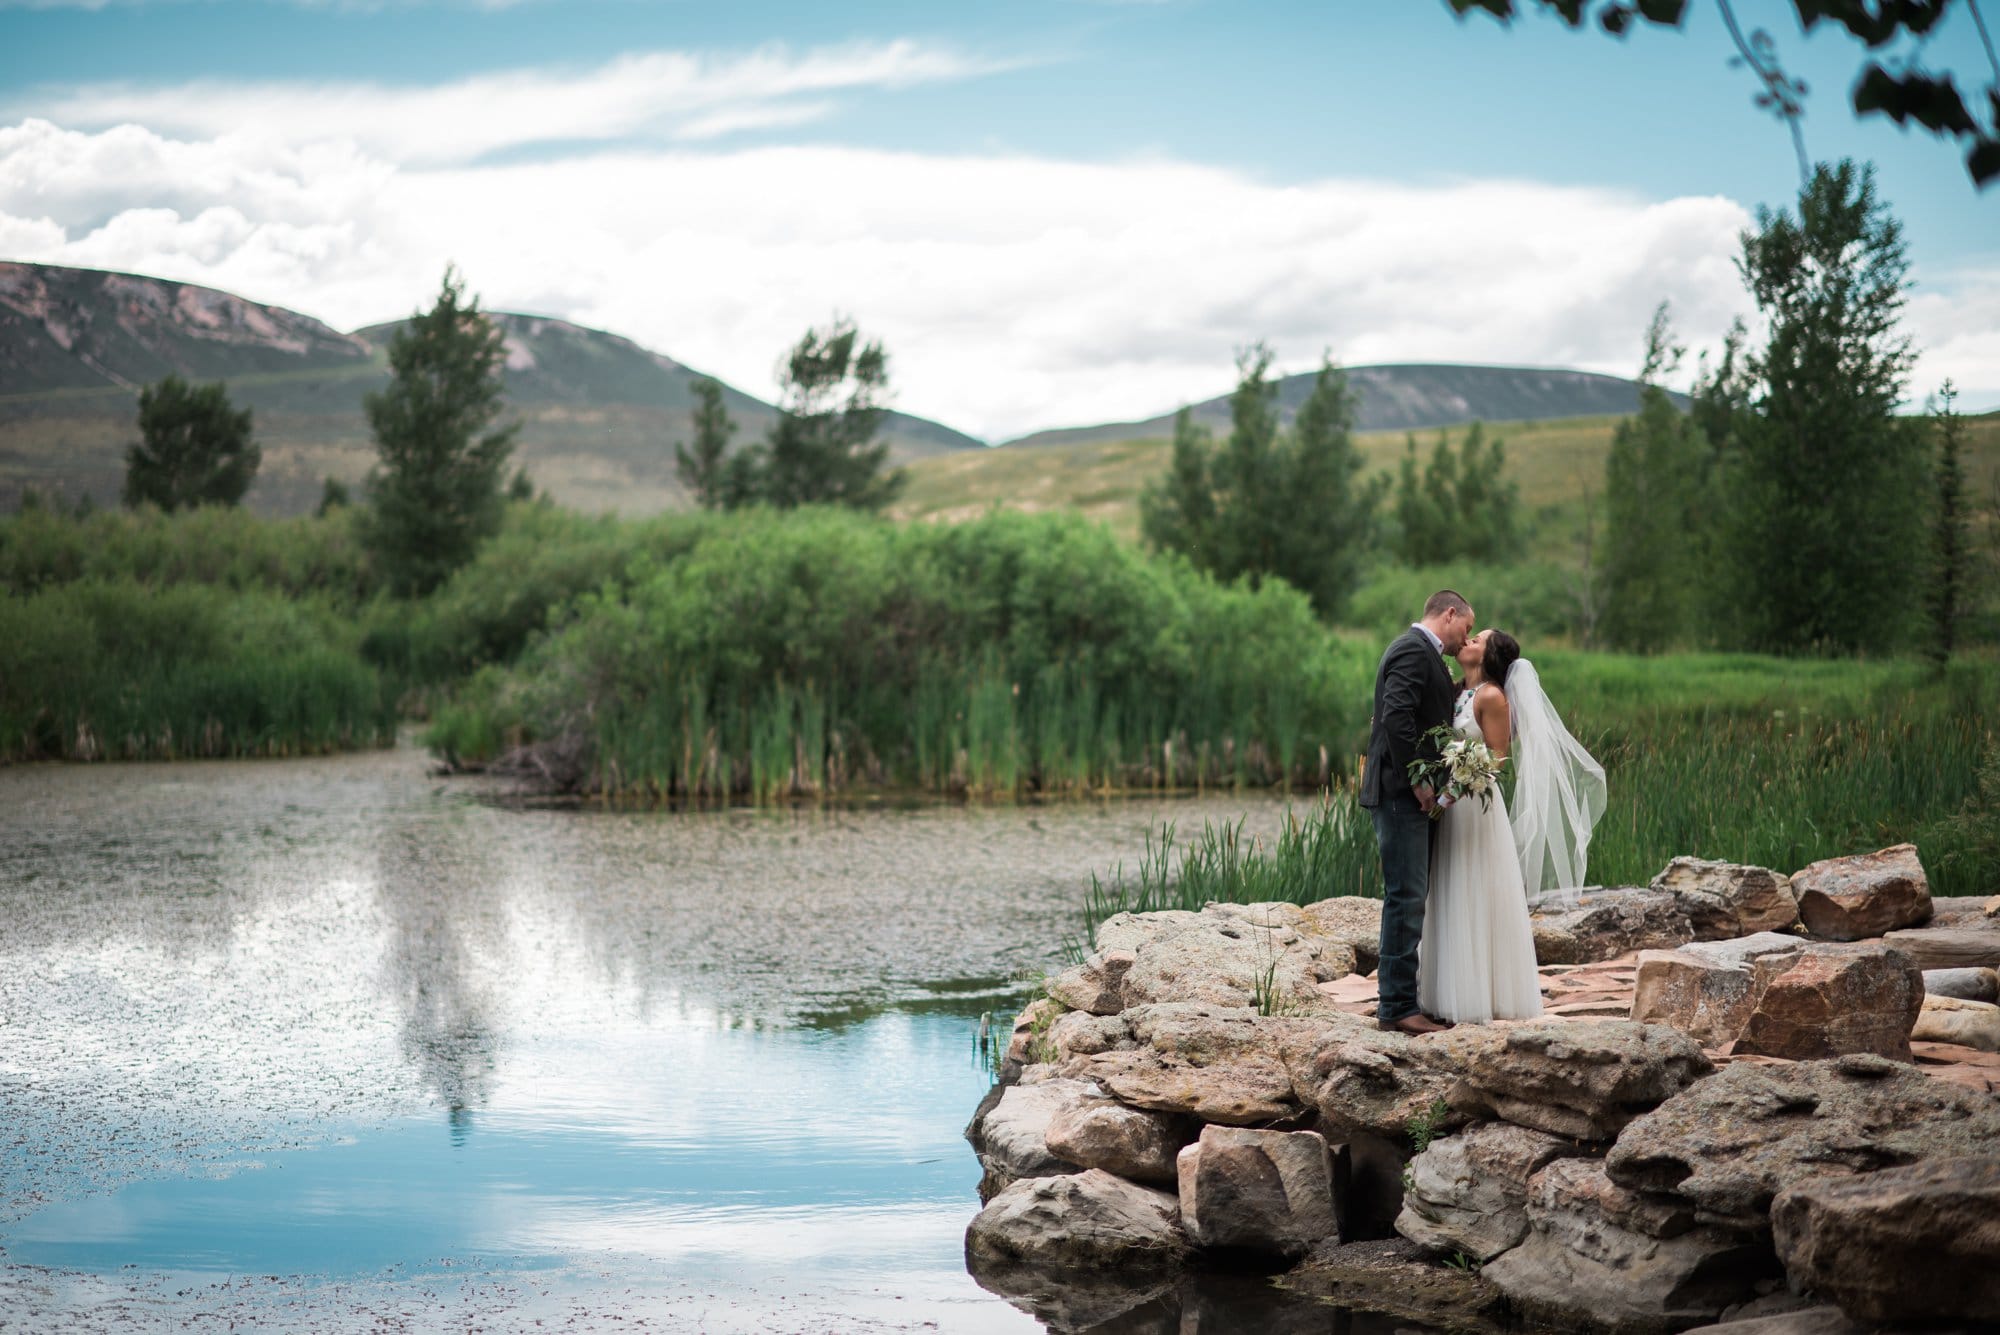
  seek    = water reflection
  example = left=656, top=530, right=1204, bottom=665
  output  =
left=0, top=747, right=1301, bottom=1331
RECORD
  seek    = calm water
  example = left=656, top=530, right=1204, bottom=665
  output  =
left=0, top=746, right=1304, bottom=1332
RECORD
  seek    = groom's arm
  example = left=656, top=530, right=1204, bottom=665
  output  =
left=1378, top=641, right=1433, bottom=798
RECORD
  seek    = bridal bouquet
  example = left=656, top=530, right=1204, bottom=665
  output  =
left=1406, top=725, right=1505, bottom=820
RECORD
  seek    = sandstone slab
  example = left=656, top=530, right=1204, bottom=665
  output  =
left=1605, top=1054, right=2000, bottom=1234
left=966, top=1168, right=1189, bottom=1271
left=1046, top=949, right=1136, bottom=1016
left=1732, top=942, right=1922, bottom=1061
left=1283, top=1019, right=1507, bottom=1140
left=1653, top=858, right=1799, bottom=939
left=1881, top=926, right=2000, bottom=971
left=1530, top=887, right=1695, bottom=965
left=1791, top=844, right=1931, bottom=942
left=1063, top=1004, right=1321, bottom=1127
left=1483, top=1157, right=1778, bottom=1334
left=1912, top=993, right=2000, bottom=1053
left=1395, top=1120, right=1584, bottom=1261
left=1771, top=1155, right=2000, bottom=1324
left=1299, top=896, right=1382, bottom=974
left=1923, top=966, right=1999, bottom=1001
left=1449, top=1019, right=1713, bottom=1141
left=1045, top=1099, right=1191, bottom=1187
left=1118, top=902, right=1355, bottom=1012
left=1176, top=1125, right=1336, bottom=1260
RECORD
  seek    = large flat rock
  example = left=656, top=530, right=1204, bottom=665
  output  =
left=1652, top=857, right=1799, bottom=940
left=1791, top=844, right=1931, bottom=942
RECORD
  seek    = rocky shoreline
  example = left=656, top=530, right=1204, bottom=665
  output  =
left=963, top=845, right=2000, bottom=1333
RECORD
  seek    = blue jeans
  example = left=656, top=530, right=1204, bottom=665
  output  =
left=1372, top=794, right=1432, bottom=1022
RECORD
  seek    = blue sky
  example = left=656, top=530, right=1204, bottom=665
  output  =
left=1, top=0, right=1993, bottom=436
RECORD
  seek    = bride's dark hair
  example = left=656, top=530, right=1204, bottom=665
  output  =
left=1482, top=629, right=1522, bottom=691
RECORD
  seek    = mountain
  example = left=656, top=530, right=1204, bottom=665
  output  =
left=0, top=262, right=982, bottom=515
left=1001, top=363, right=1681, bottom=450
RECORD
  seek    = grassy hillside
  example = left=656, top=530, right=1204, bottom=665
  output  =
left=896, top=411, right=2000, bottom=542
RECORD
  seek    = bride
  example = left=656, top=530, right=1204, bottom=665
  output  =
left=1418, top=629, right=1608, bottom=1026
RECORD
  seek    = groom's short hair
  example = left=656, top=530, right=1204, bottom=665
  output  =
left=1423, top=590, right=1471, bottom=619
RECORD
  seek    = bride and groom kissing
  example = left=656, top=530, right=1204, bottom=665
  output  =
left=1360, top=590, right=1607, bottom=1035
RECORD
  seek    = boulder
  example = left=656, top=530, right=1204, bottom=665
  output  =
left=1095, top=909, right=1201, bottom=954
left=1045, top=1099, right=1192, bottom=1187
left=1791, top=844, right=1932, bottom=942
left=964, top=1077, right=1097, bottom=1199
left=1299, top=896, right=1383, bottom=974
left=1046, top=949, right=1136, bottom=1016
left=964, top=1252, right=1176, bottom=1334
left=1771, top=1156, right=2000, bottom=1324
left=1448, top=1019, right=1713, bottom=1141
left=1063, top=1004, right=1319, bottom=1126
left=1118, top=902, right=1354, bottom=1012
left=1653, top=858, right=1800, bottom=940
left=965, top=1168, right=1189, bottom=1271
left=1283, top=1019, right=1508, bottom=1140
left=1677, top=1310, right=1865, bottom=1335
left=1924, top=966, right=1999, bottom=1002
left=1731, top=942, right=1923, bottom=1062
left=1630, top=934, right=1811, bottom=1049
left=1530, top=887, right=1695, bottom=965
left=1394, top=1121, right=1585, bottom=1261
left=1284, top=1236, right=1512, bottom=1332
left=1004, top=996, right=1065, bottom=1068
left=1912, top=993, right=2000, bottom=1053
left=1880, top=926, right=2000, bottom=971
left=1929, top=895, right=2000, bottom=928
left=1045, top=1009, right=1137, bottom=1062
left=1604, top=1054, right=2000, bottom=1235
left=1482, top=1157, right=1779, bottom=1334
left=1177, top=1125, right=1337, bottom=1260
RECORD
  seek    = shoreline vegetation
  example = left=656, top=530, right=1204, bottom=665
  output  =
left=3, top=498, right=1995, bottom=895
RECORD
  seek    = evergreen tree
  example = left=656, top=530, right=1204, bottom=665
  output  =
left=674, top=376, right=738, bottom=511
left=122, top=375, right=260, bottom=512
left=746, top=319, right=904, bottom=510
left=1450, top=421, right=1519, bottom=560
left=1598, top=304, right=1712, bottom=650
left=1725, top=160, right=1920, bottom=653
left=1139, top=348, right=1380, bottom=619
left=362, top=267, right=518, bottom=597
left=507, top=467, right=535, bottom=503
left=1390, top=435, right=1451, bottom=565
left=1928, top=381, right=1969, bottom=664
left=316, top=476, right=351, bottom=518
left=1139, top=407, right=1218, bottom=569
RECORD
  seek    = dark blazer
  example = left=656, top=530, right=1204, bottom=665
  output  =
left=1358, top=625, right=1458, bottom=808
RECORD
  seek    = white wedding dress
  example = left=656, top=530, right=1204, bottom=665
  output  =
left=1418, top=690, right=1545, bottom=1024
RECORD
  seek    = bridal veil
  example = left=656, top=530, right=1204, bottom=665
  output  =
left=1505, top=660, right=1607, bottom=906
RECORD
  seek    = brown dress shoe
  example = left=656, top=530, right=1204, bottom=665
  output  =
left=1378, top=1013, right=1449, bottom=1035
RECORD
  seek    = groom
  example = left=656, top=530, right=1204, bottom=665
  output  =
left=1358, top=589, right=1473, bottom=1035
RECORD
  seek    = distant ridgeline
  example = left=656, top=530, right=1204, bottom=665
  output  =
left=0, top=261, right=1683, bottom=519
left=0, top=261, right=980, bottom=517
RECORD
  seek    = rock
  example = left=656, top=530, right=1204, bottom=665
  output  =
left=1732, top=942, right=1923, bottom=1062
left=1063, top=1004, right=1318, bottom=1126
left=1653, top=858, right=1800, bottom=940
left=964, top=1252, right=1176, bottom=1334
left=1678, top=1310, right=1865, bottom=1335
left=1331, top=1131, right=1409, bottom=1244
left=1395, top=1121, right=1585, bottom=1261
left=1930, top=895, right=2000, bottom=928
left=1771, top=1156, right=2000, bottom=1324
left=1045, top=1009, right=1137, bottom=1062
left=1530, top=887, right=1695, bottom=965
left=1284, top=1236, right=1512, bottom=1333
left=965, top=1168, right=1189, bottom=1271
left=1119, top=902, right=1354, bottom=1012
left=1791, top=843, right=1932, bottom=942
left=1448, top=1019, right=1713, bottom=1141
left=1924, top=966, right=2000, bottom=1002
left=1482, top=1158, right=1779, bottom=1334
left=1630, top=934, right=1811, bottom=1049
left=1605, top=1055, right=2000, bottom=1234
left=964, top=1077, right=1097, bottom=1199
left=1045, top=1099, right=1192, bottom=1187
left=1003, top=996, right=1065, bottom=1068
left=1176, top=1125, right=1337, bottom=1260
left=1299, top=896, right=1382, bottom=974
left=1094, top=909, right=1201, bottom=955
left=1284, top=1018, right=1508, bottom=1141
left=1912, top=993, right=2000, bottom=1053
left=1046, top=949, right=1136, bottom=1015
left=1881, top=926, right=2000, bottom=971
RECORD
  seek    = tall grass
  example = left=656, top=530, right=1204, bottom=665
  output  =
left=430, top=507, right=1378, bottom=800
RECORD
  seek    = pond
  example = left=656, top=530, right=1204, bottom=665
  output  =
left=0, top=745, right=1346, bottom=1331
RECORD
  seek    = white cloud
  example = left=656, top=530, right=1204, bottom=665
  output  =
left=18, top=41, right=1031, bottom=166
left=1, top=112, right=1993, bottom=438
